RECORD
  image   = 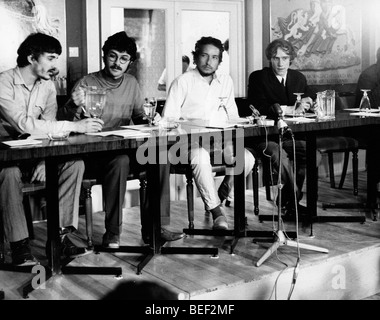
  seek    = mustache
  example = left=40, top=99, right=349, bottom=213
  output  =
left=48, top=68, right=59, bottom=77
left=111, top=65, right=123, bottom=71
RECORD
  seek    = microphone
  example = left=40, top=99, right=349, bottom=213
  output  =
left=273, top=103, right=292, bottom=137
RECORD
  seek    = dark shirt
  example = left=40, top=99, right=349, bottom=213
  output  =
left=354, top=61, right=380, bottom=108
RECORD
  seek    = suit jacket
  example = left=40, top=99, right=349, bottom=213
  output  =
left=247, top=67, right=315, bottom=120
left=354, top=61, right=380, bottom=108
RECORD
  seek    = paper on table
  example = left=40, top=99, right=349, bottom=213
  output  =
left=349, top=112, right=380, bottom=117
left=345, top=108, right=380, bottom=113
left=285, top=117, right=316, bottom=123
left=182, top=118, right=252, bottom=129
left=86, top=129, right=151, bottom=138
left=1, top=139, right=43, bottom=147
left=120, top=124, right=159, bottom=132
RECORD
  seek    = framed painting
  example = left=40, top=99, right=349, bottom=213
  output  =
left=270, top=0, right=362, bottom=85
left=0, top=0, right=67, bottom=94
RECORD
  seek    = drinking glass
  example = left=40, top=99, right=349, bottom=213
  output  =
left=144, top=97, right=157, bottom=126
left=359, top=89, right=371, bottom=113
left=218, top=97, right=229, bottom=120
left=293, top=93, right=304, bottom=116
left=85, top=87, right=107, bottom=119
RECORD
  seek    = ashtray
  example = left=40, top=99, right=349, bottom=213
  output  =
left=159, top=120, right=179, bottom=130
left=47, top=132, right=70, bottom=140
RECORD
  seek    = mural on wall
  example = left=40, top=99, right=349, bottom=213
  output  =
left=270, top=0, right=362, bottom=85
left=0, top=0, right=67, bottom=93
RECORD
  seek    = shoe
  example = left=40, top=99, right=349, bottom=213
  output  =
left=213, top=215, right=228, bottom=230
left=283, top=204, right=309, bottom=220
left=102, top=231, right=120, bottom=249
left=60, top=233, right=92, bottom=259
left=10, top=238, right=39, bottom=266
left=160, top=228, right=185, bottom=242
left=141, top=228, right=186, bottom=244
left=218, top=182, right=231, bottom=206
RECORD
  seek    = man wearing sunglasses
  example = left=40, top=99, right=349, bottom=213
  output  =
left=59, top=31, right=184, bottom=249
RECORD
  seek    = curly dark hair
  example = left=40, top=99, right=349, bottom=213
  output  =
left=102, top=31, right=137, bottom=62
left=192, top=36, right=224, bottom=63
left=17, top=33, right=62, bottom=67
left=265, top=39, right=297, bottom=61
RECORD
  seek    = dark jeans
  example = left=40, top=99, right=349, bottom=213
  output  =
left=83, top=152, right=170, bottom=235
left=253, top=136, right=306, bottom=207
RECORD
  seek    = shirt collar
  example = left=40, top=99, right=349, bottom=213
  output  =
left=275, top=73, right=287, bottom=84
left=14, top=67, right=25, bottom=85
left=14, top=66, right=42, bottom=88
left=194, top=67, right=221, bottom=84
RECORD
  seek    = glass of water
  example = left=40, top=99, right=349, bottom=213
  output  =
left=143, top=97, right=157, bottom=126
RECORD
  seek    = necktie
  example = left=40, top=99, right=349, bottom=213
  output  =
left=281, top=78, right=285, bottom=86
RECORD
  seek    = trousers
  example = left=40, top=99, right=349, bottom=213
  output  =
left=170, top=142, right=255, bottom=211
left=84, top=153, right=170, bottom=236
left=0, top=160, right=84, bottom=243
left=255, top=136, right=306, bottom=206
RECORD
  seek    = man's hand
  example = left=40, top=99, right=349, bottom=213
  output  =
left=72, top=86, right=97, bottom=116
left=75, top=118, right=104, bottom=133
left=31, top=161, right=46, bottom=183
left=72, top=87, right=86, bottom=108
left=295, top=97, right=314, bottom=114
left=152, top=112, right=162, bottom=125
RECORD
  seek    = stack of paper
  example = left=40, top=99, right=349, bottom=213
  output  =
left=349, top=112, right=380, bottom=117
left=86, top=129, right=150, bottom=138
left=120, top=124, right=159, bottom=132
left=1, top=139, right=43, bottom=147
left=285, top=117, right=316, bottom=123
left=345, top=108, right=380, bottom=113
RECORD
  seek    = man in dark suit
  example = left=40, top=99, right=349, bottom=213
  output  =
left=354, top=47, right=380, bottom=109
left=247, top=39, right=316, bottom=216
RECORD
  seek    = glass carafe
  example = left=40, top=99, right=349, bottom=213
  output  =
left=85, top=87, right=107, bottom=119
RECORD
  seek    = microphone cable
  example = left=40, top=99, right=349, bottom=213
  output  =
left=284, top=133, right=302, bottom=300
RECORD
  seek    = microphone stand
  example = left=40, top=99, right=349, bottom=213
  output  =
left=256, top=118, right=329, bottom=267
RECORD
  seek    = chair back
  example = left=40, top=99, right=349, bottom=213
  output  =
left=235, top=97, right=252, bottom=117
left=336, top=92, right=356, bottom=111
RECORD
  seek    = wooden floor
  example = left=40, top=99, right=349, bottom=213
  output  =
left=1, top=171, right=379, bottom=300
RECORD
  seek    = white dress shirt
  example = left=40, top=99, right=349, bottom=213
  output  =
left=162, top=68, right=239, bottom=122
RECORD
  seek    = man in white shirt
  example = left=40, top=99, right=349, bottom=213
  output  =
left=163, top=36, right=255, bottom=230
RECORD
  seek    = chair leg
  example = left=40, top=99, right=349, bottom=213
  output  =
left=352, top=150, right=359, bottom=195
left=185, top=169, right=194, bottom=229
left=253, top=162, right=259, bottom=215
left=139, top=176, right=149, bottom=236
left=338, top=151, right=350, bottom=190
left=328, top=152, right=336, bottom=188
left=82, top=180, right=97, bottom=248
left=262, top=159, right=272, bottom=201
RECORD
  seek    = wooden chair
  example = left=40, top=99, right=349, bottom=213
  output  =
left=170, top=158, right=264, bottom=230
left=316, top=92, right=366, bottom=195
left=81, top=170, right=147, bottom=248
left=316, top=136, right=359, bottom=194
